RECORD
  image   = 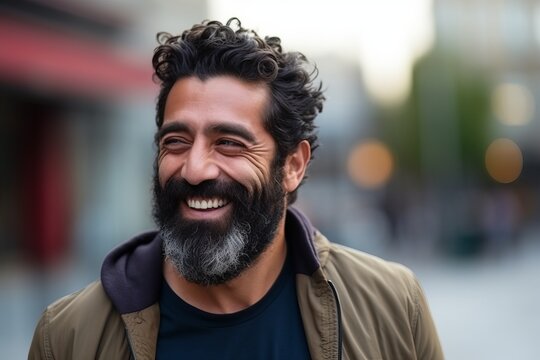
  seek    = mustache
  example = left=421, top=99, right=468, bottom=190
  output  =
left=153, top=178, right=250, bottom=228
left=161, top=178, right=248, bottom=201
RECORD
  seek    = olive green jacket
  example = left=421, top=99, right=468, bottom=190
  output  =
left=29, top=209, right=443, bottom=360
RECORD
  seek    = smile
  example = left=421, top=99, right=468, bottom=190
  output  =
left=186, top=198, right=229, bottom=210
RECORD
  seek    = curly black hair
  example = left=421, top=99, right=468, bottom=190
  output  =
left=152, top=18, right=325, bottom=204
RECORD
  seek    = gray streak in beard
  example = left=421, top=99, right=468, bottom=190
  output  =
left=162, top=220, right=251, bottom=284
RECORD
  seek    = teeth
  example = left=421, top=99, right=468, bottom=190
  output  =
left=187, top=198, right=228, bottom=210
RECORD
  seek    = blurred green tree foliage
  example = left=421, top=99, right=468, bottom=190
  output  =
left=381, top=47, right=491, bottom=184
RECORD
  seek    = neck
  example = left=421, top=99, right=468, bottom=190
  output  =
left=163, top=218, right=287, bottom=314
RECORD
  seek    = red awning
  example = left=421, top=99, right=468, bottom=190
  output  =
left=0, top=16, right=156, bottom=99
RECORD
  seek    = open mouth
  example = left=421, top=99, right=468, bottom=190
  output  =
left=186, top=197, right=230, bottom=210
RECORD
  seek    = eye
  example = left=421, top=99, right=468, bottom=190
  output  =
left=217, top=138, right=244, bottom=147
left=216, top=138, right=246, bottom=155
left=161, top=136, right=190, bottom=150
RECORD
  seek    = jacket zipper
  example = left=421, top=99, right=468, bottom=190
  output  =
left=327, top=280, right=343, bottom=360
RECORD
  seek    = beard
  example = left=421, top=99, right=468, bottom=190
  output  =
left=152, top=164, right=286, bottom=286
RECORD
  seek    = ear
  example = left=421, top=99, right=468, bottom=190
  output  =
left=282, top=140, right=311, bottom=193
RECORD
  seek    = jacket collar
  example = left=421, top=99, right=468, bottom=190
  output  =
left=101, top=207, right=320, bottom=314
left=285, top=207, right=320, bottom=275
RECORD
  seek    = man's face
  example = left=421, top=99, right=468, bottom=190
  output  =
left=153, top=75, right=286, bottom=285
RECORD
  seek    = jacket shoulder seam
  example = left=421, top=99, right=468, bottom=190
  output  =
left=410, top=275, right=421, bottom=335
left=42, top=308, right=54, bottom=360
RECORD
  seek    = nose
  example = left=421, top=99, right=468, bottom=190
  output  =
left=180, top=142, right=220, bottom=185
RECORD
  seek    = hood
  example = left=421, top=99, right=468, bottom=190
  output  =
left=101, top=207, right=320, bottom=314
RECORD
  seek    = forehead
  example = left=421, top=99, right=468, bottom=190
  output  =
left=163, top=75, right=270, bottom=132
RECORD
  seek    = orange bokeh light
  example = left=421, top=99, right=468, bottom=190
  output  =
left=485, top=138, right=523, bottom=184
left=347, top=140, right=394, bottom=189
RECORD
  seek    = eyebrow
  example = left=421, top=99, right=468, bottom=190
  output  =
left=156, top=121, right=257, bottom=144
left=155, top=122, right=190, bottom=143
left=208, top=123, right=256, bottom=143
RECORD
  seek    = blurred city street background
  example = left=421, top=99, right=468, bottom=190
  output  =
left=1, top=0, right=539, bottom=358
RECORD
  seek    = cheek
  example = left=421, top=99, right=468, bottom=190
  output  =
left=222, top=159, right=270, bottom=194
left=157, top=155, right=179, bottom=187
left=225, top=138, right=276, bottom=191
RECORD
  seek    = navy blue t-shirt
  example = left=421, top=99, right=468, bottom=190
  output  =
left=156, top=256, right=311, bottom=359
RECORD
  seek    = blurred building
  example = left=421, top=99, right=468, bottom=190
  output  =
left=436, top=0, right=540, bottom=150
left=0, top=0, right=207, bottom=269
left=1, top=0, right=145, bottom=269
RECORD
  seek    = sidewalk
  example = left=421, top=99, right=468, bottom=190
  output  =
left=412, top=235, right=540, bottom=359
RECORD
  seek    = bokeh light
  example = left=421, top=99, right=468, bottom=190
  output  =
left=492, top=83, right=535, bottom=126
left=485, top=138, right=523, bottom=183
left=347, top=140, right=394, bottom=189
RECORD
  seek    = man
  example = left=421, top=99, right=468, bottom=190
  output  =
left=29, top=18, right=443, bottom=359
